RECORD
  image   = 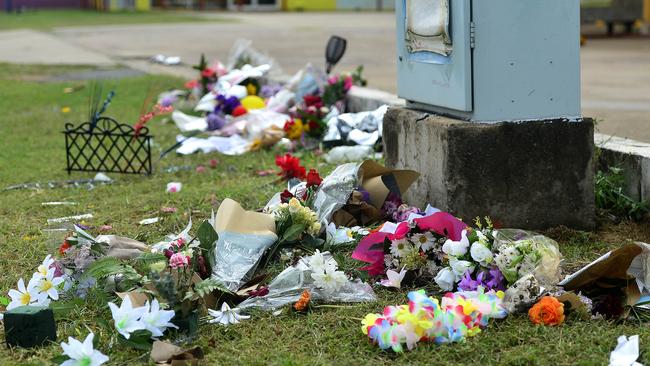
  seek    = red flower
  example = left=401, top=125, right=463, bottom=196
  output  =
left=306, top=169, right=323, bottom=188
left=59, top=241, right=71, bottom=255
left=283, top=119, right=294, bottom=132
left=248, top=286, right=270, bottom=298
left=308, top=120, right=321, bottom=132
left=184, top=79, right=199, bottom=89
left=303, top=95, right=323, bottom=109
left=275, top=153, right=306, bottom=181
left=232, top=105, right=248, bottom=117
left=280, top=189, right=294, bottom=203
left=201, top=68, right=216, bottom=78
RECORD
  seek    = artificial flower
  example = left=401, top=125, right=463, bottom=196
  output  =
left=141, top=299, right=178, bottom=338
left=35, top=254, right=55, bottom=279
left=411, top=232, right=435, bottom=252
left=308, top=249, right=337, bottom=274
left=60, top=333, right=109, bottom=366
left=59, top=240, right=72, bottom=255
left=108, top=295, right=147, bottom=339
left=390, top=238, right=412, bottom=258
left=7, top=277, right=49, bottom=310
left=283, top=118, right=304, bottom=140
left=442, top=230, right=470, bottom=257
left=528, top=296, right=565, bottom=326
left=325, top=223, right=354, bottom=246
left=380, top=268, right=407, bottom=289
left=312, top=266, right=347, bottom=293
left=206, top=112, right=226, bottom=131
left=280, top=189, right=294, bottom=203
left=294, top=289, right=311, bottom=311
left=275, top=153, right=306, bottom=180
left=434, top=267, right=456, bottom=292
left=306, top=169, right=323, bottom=188
left=207, top=303, right=250, bottom=326
left=37, top=267, right=65, bottom=300
left=166, top=182, right=182, bottom=193
left=169, top=253, right=190, bottom=268
left=470, top=241, right=493, bottom=266
left=449, top=257, right=476, bottom=278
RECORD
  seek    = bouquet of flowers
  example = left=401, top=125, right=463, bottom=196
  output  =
left=353, top=210, right=562, bottom=294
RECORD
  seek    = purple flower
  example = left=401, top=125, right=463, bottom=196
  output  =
left=260, top=84, right=283, bottom=99
left=160, top=95, right=177, bottom=107
left=207, top=112, right=226, bottom=130
left=458, top=270, right=478, bottom=291
left=215, top=94, right=241, bottom=115
left=485, top=267, right=506, bottom=291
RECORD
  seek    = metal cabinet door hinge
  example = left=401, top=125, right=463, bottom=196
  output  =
left=469, top=21, right=476, bottom=49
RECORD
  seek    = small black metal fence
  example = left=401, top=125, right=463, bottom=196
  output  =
left=63, top=117, right=153, bottom=175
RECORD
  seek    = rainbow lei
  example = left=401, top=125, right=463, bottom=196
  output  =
left=361, top=287, right=507, bottom=352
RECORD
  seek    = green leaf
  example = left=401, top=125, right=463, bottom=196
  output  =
left=135, top=252, right=167, bottom=265
left=281, top=223, right=306, bottom=243
left=197, top=220, right=219, bottom=252
left=84, top=257, right=142, bottom=285
left=0, top=296, right=9, bottom=306
left=118, top=329, right=153, bottom=351
left=50, top=298, right=84, bottom=317
left=194, top=277, right=232, bottom=298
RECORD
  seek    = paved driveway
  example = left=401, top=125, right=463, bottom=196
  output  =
left=1, top=12, right=648, bottom=141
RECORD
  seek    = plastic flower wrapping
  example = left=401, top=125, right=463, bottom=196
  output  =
left=361, top=287, right=507, bottom=352
left=353, top=213, right=563, bottom=299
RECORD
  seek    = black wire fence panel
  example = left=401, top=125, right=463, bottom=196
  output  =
left=63, top=117, right=153, bottom=175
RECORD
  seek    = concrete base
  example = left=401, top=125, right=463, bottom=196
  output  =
left=383, top=108, right=595, bottom=230
left=595, top=133, right=650, bottom=203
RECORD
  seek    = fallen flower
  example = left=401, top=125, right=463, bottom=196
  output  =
left=312, top=266, right=347, bottom=293
left=161, top=207, right=178, bottom=213
left=380, top=268, right=407, bottom=289
left=166, top=182, right=182, bottom=193
left=108, top=295, right=147, bottom=339
left=275, top=153, right=306, bottom=181
left=98, top=225, right=112, bottom=232
left=610, top=335, right=642, bottom=366
left=293, top=290, right=311, bottom=311
left=207, top=303, right=250, bottom=326
left=60, top=333, right=109, bottom=366
left=528, top=296, right=565, bottom=326
left=141, top=299, right=178, bottom=338
left=37, top=268, right=65, bottom=301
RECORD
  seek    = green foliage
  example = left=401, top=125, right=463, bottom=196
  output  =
left=118, top=329, right=153, bottom=351
left=595, top=167, right=649, bottom=221
left=190, top=277, right=232, bottom=301
left=135, top=252, right=167, bottom=266
left=83, top=257, right=142, bottom=289
left=197, top=220, right=218, bottom=271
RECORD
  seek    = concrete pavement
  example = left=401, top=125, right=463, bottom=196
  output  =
left=0, top=12, right=648, bottom=141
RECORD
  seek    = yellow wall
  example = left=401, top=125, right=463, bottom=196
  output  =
left=645, top=0, right=650, bottom=21
left=284, top=0, right=336, bottom=10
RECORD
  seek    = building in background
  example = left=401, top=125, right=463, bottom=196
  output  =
left=225, top=0, right=393, bottom=11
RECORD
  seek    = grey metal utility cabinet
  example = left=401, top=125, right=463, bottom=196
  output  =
left=397, top=0, right=582, bottom=122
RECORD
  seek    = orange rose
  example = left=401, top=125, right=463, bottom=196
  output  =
left=294, top=289, right=311, bottom=312
left=528, top=296, right=565, bottom=326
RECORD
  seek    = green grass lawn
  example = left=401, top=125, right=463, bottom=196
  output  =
left=0, top=9, right=230, bottom=31
left=0, top=64, right=650, bottom=365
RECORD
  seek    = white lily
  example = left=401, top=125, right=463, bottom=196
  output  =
left=325, top=223, right=354, bottom=246
left=38, top=268, right=65, bottom=300
left=60, top=333, right=109, bottom=366
left=35, top=254, right=55, bottom=279
left=141, top=299, right=178, bottom=337
left=380, top=268, right=407, bottom=289
left=207, top=303, right=250, bottom=326
left=7, top=277, right=49, bottom=310
left=108, top=295, right=147, bottom=339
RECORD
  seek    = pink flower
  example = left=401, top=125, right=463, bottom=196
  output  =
left=343, top=75, right=353, bottom=91
left=328, top=75, right=339, bottom=85
left=169, top=253, right=189, bottom=268
left=196, top=165, right=206, bottom=173
left=209, top=159, right=219, bottom=169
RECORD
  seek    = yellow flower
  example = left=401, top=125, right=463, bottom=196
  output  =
left=246, top=83, right=257, bottom=96
left=286, top=119, right=304, bottom=140
left=361, top=313, right=380, bottom=335
left=61, top=107, right=71, bottom=113
left=250, top=138, right=262, bottom=151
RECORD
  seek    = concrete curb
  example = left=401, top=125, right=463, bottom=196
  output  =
left=348, top=85, right=650, bottom=204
